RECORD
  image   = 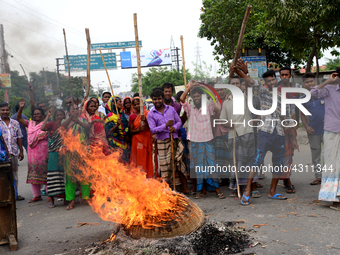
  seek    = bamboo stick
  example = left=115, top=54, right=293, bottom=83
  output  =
left=99, top=48, right=119, bottom=114
left=63, top=29, right=74, bottom=105
left=85, top=28, right=91, bottom=99
left=180, top=35, right=187, bottom=88
left=229, top=5, right=252, bottom=78
left=133, top=13, right=144, bottom=118
left=170, top=133, right=176, bottom=191
left=232, top=129, right=241, bottom=200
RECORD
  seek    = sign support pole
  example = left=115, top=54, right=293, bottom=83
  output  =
left=63, top=29, right=74, bottom=105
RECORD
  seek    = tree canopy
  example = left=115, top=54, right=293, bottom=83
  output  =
left=199, top=0, right=340, bottom=74
left=131, top=67, right=192, bottom=96
left=0, top=69, right=94, bottom=117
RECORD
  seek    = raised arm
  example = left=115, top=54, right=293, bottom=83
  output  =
left=179, top=81, right=196, bottom=103
left=16, top=100, right=28, bottom=127
left=28, top=83, right=35, bottom=111
left=41, top=107, right=53, bottom=131
left=311, top=72, right=339, bottom=98
left=61, top=116, right=73, bottom=128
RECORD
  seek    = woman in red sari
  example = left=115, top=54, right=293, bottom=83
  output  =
left=129, top=97, right=156, bottom=178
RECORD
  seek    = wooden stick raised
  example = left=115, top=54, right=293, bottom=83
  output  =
left=133, top=13, right=144, bottom=117
left=180, top=35, right=187, bottom=88
left=99, top=48, right=119, bottom=114
left=170, top=133, right=176, bottom=191
left=229, top=5, right=252, bottom=78
left=63, top=28, right=74, bottom=105
left=85, top=28, right=91, bottom=99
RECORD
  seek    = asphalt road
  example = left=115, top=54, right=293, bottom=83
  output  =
left=1, top=129, right=339, bottom=255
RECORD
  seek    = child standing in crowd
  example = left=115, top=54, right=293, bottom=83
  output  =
left=122, top=97, right=133, bottom=120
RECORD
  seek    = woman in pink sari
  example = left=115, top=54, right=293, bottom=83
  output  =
left=17, top=100, right=48, bottom=203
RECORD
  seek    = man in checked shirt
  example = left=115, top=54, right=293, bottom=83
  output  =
left=232, top=68, right=298, bottom=205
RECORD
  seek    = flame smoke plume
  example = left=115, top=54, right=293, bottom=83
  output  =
left=59, top=129, right=186, bottom=229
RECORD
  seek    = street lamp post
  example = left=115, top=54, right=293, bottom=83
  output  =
left=97, top=81, right=105, bottom=97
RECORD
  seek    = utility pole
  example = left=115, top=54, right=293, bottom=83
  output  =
left=56, top=58, right=63, bottom=97
left=175, top=47, right=180, bottom=72
left=0, top=24, right=6, bottom=74
left=194, top=42, right=202, bottom=76
left=170, top=35, right=181, bottom=72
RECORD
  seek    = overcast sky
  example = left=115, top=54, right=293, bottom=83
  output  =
left=1, top=0, right=336, bottom=95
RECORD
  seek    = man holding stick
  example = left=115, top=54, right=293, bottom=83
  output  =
left=211, top=81, right=231, bottom=188
left=233, top=66, right=296, bottom=205
left=180, top=81, right=225, bottom=199
left=219, top=73, right=260, bottom=199
left=147, top=89, right=189, bottom=193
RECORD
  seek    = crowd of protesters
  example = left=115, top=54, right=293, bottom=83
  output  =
left=0, top=60, right=339, bottom=211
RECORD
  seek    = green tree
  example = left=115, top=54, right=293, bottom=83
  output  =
left=325, top=58, right=340, bottom=71
left=60, top=77, right=85, bottom=105
left=258, top=0, right=340, bottom=73
left=131, top=67, right=192, bottom=96
left=199, top=0, right=339, bottom=74
left=192, top=60, right=217, bottom=82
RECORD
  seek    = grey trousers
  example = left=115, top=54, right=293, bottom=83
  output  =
left=11, top=155, right=19, bottom=192
left=308, top=134, right=323, bottom=179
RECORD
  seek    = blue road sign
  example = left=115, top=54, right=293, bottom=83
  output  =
left=91, top=41, right=142, bottom=50
left=64, top=53, right=117, bottom=72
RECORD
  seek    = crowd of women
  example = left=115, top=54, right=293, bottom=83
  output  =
left=11, top=90, right=161, bottom=209
left=6, top=62, right=339, bottom=211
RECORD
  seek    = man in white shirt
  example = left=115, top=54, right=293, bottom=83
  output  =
left=98, top=91, right=111, bottom=115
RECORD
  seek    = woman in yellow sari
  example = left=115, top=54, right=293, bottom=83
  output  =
left=129, top=97, right=156, bottom=178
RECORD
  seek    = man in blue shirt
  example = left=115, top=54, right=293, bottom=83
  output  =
left=300, top=73, right=325, bottom=185
left=11, top=103, right=28, bottom=152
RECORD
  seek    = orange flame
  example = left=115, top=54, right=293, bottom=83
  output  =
left=60, top=129, right=185, bottom=229
left=100, top=233, right=116, bottom=245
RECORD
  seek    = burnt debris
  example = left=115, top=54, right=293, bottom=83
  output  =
left=84, top=220, right=251, bottom=255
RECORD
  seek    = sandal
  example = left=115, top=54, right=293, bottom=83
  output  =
left=310, top=179, right=321, bottom=185
left=66, top=204, right=75, bottom=210
left=216, top=193, right=226, bottom=199
left=194, top=193, right=207, bottom=199
left=252, top=191, right=261, bottom=198
left=184, top=190, right=196, bottom=196
left=241, top=192, right=250, bottom=206
left=286, top=185, right=295, bottom=193
left=16, top=195, right=25, bottom=201
left=268, top=193, right=287, bottom=200
left=28, top=196, right=42, bottom=203
left=330, top=205, right=340, bottom=211
left=229, top=190, right=237, bottom=197
left=48, top=203, right=55, bottom=208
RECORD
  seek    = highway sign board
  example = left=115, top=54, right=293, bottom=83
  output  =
left=64, top=53, right=117, bottom=72
left=91, top=41, right=142, bottom=50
